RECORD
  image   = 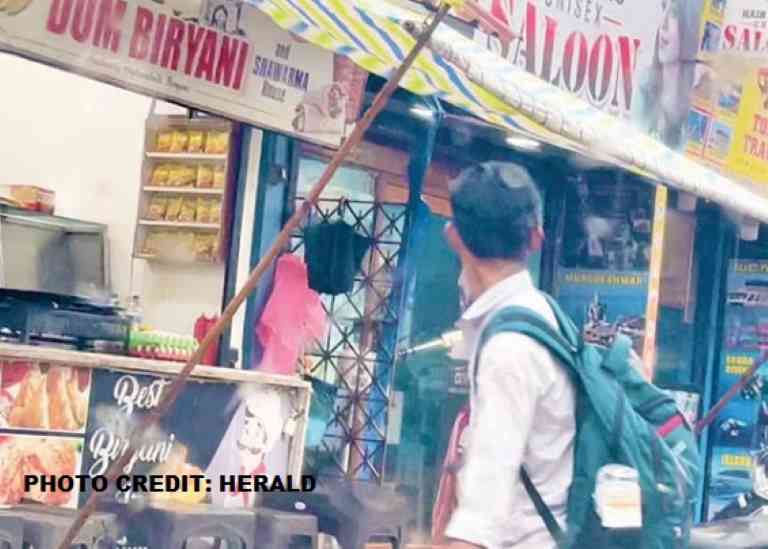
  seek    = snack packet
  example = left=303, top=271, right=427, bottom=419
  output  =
left=188, top=131, right=205, bottom=153
left=194, top=234, right=215, bottom=261
left=147, top=197, right=168, bottom=220
left=165, top=196, right=183, bottom=222
left=210, top=200, right=222, bottom=224
left=196, top=198, right=212, bottom=224
left=213, top=166, right=226, bottom=188
left=156, top=132, right=172, bottom=152
left=196, top=165, right=214, bottom=188
left=180, top=165, right=197, bottom=187
left=179, top=198, right=197, bottom=222
left=169, top=130, right=189, bottom=153
left=150, top=164, right=170, bottom=186
left=167, top=165, right=184, bottom=187
left=205, top=131, right=229, bottom=154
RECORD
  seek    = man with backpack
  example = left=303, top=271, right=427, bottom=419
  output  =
left=437, top=162, right=699, bottom=549
left=439, top=162, right=576, bottom=549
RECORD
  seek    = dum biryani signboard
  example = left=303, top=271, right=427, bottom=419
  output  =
left=0, top=0, right=364, bottom=147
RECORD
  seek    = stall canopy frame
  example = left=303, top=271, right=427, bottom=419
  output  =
left=247, top=0, right=768, bottom=224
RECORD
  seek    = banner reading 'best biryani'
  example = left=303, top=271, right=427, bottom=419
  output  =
left=468, top=0, right=705, bottom=150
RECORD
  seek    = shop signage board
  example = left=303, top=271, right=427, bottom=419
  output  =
left=0, top=351, right=307, bottom=547
left=466, top=0, right=704, bottom=143
left=0, top=0, right=367, bottom=148
left=686, top=0, right=768, bottom=185
left=706, top=259, right=768, bottom=519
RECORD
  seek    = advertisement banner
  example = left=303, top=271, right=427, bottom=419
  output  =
left=0, top=0, right=366, bottom=147
left=686, top=0, right=768, bottom=185
left=554, top=173, right=653, bottom=356
left=707, top=260, right=768, bottom=518
left=0, top=359, right=301, bottom=546
left=468, top=0, right=705, bottom=150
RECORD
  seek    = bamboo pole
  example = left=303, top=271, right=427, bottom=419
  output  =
left=56, top=4, right=452, bottom=548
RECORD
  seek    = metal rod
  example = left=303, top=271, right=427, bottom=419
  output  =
left=695, top=351, right=767, bottom=435
left=55, top=4, right=452, bottom=548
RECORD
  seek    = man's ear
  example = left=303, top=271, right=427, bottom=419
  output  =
left=530, top=227, right=545, bottom=253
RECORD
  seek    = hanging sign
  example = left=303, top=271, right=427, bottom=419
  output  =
left=0, top=0, right=367, bottom=147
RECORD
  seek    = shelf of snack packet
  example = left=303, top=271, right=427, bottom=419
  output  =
left=133, top=115, right=236, bottom=265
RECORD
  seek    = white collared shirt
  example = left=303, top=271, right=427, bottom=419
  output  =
left=445, top=271, right=576, bottom=549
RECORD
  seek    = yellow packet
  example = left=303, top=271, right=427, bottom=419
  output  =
left=196, top=198, right=212, bottom=224
left=169, top=130, right=189, bottom=153
left=179, top=198, right=197, bottom=222
left=210, top=200, right=222, bottom=224
left=194, top=233, right=214, bottom=261
left=167, top=165, right=184, bottom=187
left=180, top=165, right=197, bottom=187
left=213, top=166, right=226, bottom=188
left=188, top=131, right=205, bottom=153
left=205, top=131, right=229, bottom=154
left=146, top=196, right=168, bottom=220
left=196, top=165, right=213, bottom=188
left=150, top=164, right=170, bottom=186
left=165, top=196, right=183, bottom=221
left=156, top=132, right=172, bottom=152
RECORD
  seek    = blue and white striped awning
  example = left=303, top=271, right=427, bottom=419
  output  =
left=250, top=0, right=768, bottom=223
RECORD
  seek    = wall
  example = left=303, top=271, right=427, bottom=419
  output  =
left=0, top=52, right=225, bottom=336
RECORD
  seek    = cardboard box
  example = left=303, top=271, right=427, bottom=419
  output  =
left=0, top=185, right=55, bottom=214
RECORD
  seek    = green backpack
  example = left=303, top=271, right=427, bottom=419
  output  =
left=476, top=293, right=700, bottom=549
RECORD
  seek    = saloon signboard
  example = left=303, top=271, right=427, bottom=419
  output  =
left=0, top=0, right=367, bottom=147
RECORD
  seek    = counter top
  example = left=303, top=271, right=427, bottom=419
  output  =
left=0, top=343, right=310, bottom=389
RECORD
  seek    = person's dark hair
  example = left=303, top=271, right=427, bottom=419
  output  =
left=449, top=162, right=542, bottom=261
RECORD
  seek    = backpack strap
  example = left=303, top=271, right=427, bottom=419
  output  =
left=521, top=468, right=566, bottom=548
left=473, top=299, right=578, bottom=549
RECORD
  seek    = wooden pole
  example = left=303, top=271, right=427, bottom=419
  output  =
left=56, top=4, right=452, bottom=548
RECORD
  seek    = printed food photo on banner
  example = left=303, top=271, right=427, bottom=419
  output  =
left=0, top=434, right=83, bottom=508
left=0, top=361, right=91, bottom=433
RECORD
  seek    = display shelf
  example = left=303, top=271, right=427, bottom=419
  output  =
left=146, top=152, right=228, bottom=161
left=134, top=114, right=237, bottom=265
left=143, top=186, right=225, bottom=195
left=138, top=220, right=220, bottom=230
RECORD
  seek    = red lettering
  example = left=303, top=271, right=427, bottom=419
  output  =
left=754, top=114, right=768, bottom=136
left=194, top=29, right=217, bottom=82
left=561, top=32, right=588, bottom=93
left=129, top=7, right=153, bottom=60
left=149, top=14, right=167, bottom=65
left=184, top=23, right=207, bottom=75
left=523, top=3, right=536, bottom=73
left=160, top=18, right=184, bottom=70
left=71, top=0, right=96, bottom=43
left=92, top=0, right=125, bottom=52
left=215, top=36, right=238, bottom=87
left=738, top=27, right=752, bottom=51
left=588, top=34, right=613, bottom=105
left=611, top=36, right=640, bottom=112
left=540, top=15, right=557, bottom=83
left=232, top=40, right=249, bottom=91
left=724, top=25, right=737, bottom=49
left=46, top=0, right=73, bottom=34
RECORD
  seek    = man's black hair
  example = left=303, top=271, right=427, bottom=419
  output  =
left=449, top=162, right=543, bottom=261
